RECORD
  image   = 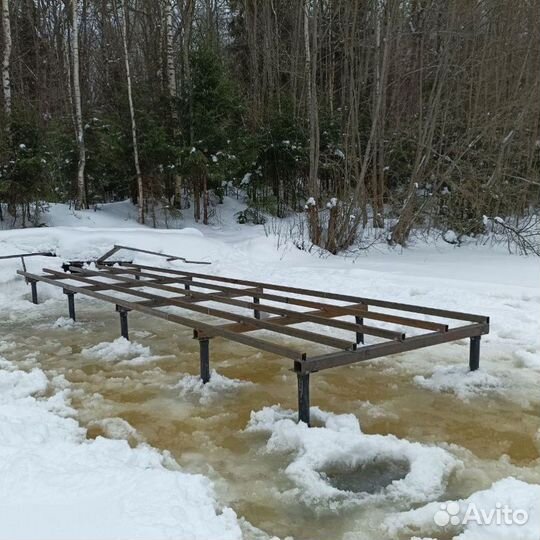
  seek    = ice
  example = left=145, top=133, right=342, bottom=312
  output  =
left=246, top=406, right=459, bottom=509
left=385, top=477, right=540, bottom=540
left=513, top=349, right=540, bottom=370
left=174, top=370, right=254, bottom=405
left=81, top=337, right=163, bottom=365
left=0, top=366, right=242, bottom=540
left=0, top=367, right=48, bottom=401
left=414, top=365, right=504, bottom=400
left=88, top=416, right=143, bottom=443
left=0, top=197, right=539, bottom=538
left=52, top=316, right=76, bottom=329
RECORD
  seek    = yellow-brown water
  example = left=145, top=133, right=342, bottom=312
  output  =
left=3, top=303, right=540, bottom=540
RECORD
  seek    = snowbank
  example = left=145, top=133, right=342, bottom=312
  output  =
left=246, top=406, right=459, bottom=509
left=0, top=365, right=242, bottom=540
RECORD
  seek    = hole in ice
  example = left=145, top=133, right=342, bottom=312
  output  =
left=320, top=458, right=409, bottom=494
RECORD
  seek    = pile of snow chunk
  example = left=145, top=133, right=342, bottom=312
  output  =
left=0, top=366, right=48, bottom=401
left=384, top=477, right=540, bottom=540
left=81, top=337, right=164, bottom=365
left=245, top=406, right=459, bottom=509
left=174, top=370, right=254, bottom=405
left=414, top=365, right=504, bottom=400
left=513, top=349, right=540, bottom=370
left=0, top=364, right=242, bottom=540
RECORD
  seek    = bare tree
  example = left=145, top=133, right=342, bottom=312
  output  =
left=304, top=0, right=320, bottom=246
left=71, top=0, right=87, bottom=209
left=1, top=0, right=12, bottom=122
left=117, top=0, right=145, bottom=224
left=164, top=0, right=177, bottom=117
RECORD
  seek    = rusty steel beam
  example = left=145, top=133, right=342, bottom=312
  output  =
left=298, top=323, right=490, bottom=373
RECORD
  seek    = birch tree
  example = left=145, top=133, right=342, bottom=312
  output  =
left=1, top=0, right=12, bottom=123
left=164, top=0, right=177, bottom=113
left=71, top=0, right=87, bottom=209
left=117, top=0, right=144, bottom=224
left=304, top=0, right=320, bottom=246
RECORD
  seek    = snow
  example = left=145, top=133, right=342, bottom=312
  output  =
left=87, top=417, right=143, bottom=443
left=385, top=477, right=540, bottom=540
left=1, top=198, right=539, bottom=539
left=513, top=349, right=540, bottom=370
left=52, top=316, right=76, bottom=329
left=414, top=365, right=504, bottom=400
left=174, top=370, right=254, bottom=405
left=326, top=197, right=338, bottom=209
left=0, top=364, right=242, bottom=540
left=246, top=406, right=458, bottom=509
left=443, top=229, right=458, bottom=243
left=82, top=337, right=153, bottom=363
left=0, top=367, right=48, bottom=401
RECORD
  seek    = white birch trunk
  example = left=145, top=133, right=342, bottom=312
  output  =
left=119, top=0, right=144, bottom=224
left=304, top=0, right=320, bottom=245
left=164, top=0, right=176, bottom=103
left=71, top=0, right=87, bottom=209
left=2, top=0, right=12, bottom=120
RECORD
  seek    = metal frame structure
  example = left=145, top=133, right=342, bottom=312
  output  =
left=17, top=254, right=489, bottom=425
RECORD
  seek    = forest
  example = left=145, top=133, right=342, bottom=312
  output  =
left=1, top=0, right=539, bottom=253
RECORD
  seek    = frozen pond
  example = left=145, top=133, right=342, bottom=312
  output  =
left=2, top=297, right=539, bottom=540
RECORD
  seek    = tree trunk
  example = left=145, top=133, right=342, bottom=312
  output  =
left=118, top=0, right=144, bottom=224
left=181, top=0, right=195, bottom=144
left=304, top=0, right=320, bottom=246
left=164, top=0, right=177, bottom=120
left=1, top=0, right=12, bottom=122
left=203, top=175, right=209, bottom=225
left=71, top=0, right=87, bottom=209
left=193, top=178, right=201, bottom=222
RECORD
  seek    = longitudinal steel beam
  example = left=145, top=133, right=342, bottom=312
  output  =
left=298, top=323, right=489, bottom=373
left=120, top=262, right=488, bottom=323
left=16, top=269, right=306, bottom=361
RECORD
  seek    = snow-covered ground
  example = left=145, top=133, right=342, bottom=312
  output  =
left=0, top=199, right=539, bottom=540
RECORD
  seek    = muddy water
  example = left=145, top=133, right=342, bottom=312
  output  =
left=3, top=302, right=540, bottom=540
